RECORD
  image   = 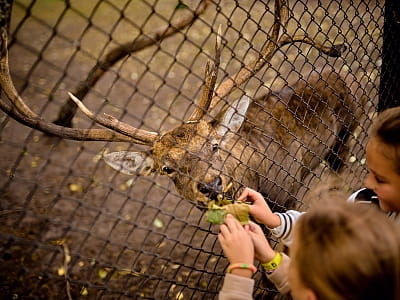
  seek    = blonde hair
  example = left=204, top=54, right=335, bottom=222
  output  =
left=292, top=201, right=400, bottom=300
left=369, top=106, right=400, bottom=174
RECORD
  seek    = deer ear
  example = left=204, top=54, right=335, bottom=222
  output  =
left=103, top=151, right=154, bottom=176
left=215, top=95, right=250, bottom=136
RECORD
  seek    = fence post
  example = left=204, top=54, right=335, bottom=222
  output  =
left=379, top=0, right=400, bottom=111
left=0, top=0, right=12, bottom=32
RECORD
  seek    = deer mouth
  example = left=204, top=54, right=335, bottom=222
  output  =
left=197, top=177, right=223, bottom=201
left=195, top=188, right=222, bottom=209
left=195, top=179, right=236, bottom=209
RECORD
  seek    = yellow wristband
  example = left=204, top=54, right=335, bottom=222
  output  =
left=227, top=263, right=257, bottom=274
left=261, top=252, right=282, bottom=271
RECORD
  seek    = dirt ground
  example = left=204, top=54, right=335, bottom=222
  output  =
left=0, top=0, right=382, bottom=299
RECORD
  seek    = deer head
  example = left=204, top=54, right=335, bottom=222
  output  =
left=101, top=95, right=250, bottom=205
left=0, top=0, right=347, bottom=208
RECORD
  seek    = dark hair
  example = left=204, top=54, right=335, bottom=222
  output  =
left=369, top=106, right=400, bottom=173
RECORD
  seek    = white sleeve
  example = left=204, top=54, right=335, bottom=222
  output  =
left=269, top=210, right=304, bottom=246
left=347, top=188, right=366, bottom=203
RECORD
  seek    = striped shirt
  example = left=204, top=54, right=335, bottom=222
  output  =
left=269, top=188, right=400, bottom=246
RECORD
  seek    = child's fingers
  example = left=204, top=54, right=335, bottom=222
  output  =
left=219, top=223, right=230, bottom=238
left=248, top=221, right=262, bottom=232
left=250, top=221, right=263, bottom=232
left=224, top=214, right=242, bottom=230
left=237, top=187, right=250, bottom=201
left=246, top=221, right=258, bottom=232
left=217, top=232, right=225, bottom=244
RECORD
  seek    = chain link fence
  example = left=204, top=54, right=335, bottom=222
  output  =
left=0, top=0, right=385, bottom=299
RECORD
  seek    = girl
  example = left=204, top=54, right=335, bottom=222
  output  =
left=218, top=201, right=400, bottom=300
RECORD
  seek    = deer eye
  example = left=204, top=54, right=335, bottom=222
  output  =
left=212, top=143, right=219, bottom=152
left=162, top=166, right=175, bottom=175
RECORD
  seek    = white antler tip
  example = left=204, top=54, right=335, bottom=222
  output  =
left=217, top=24, right=222, bottom=48
left=68, top=92, right=80, bottom=104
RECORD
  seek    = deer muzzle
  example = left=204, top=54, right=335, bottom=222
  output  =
left=197, top=176, right=223, bottom=201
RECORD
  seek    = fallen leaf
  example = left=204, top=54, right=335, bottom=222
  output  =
left=157, top=241, right=166, bottom=248
left=119, top=183, right=128, bottom=191
left=53, top=239, right=66, bottom=245
left=80, top=287, right=88, bottom=296
left=170, top=264, right=180, bottom=269
left=349, top=156, right=356, bottom=163
left=31, top=156, right=40, bottom=168
left=176, top=291, right=184, bottom=300
left=57, top=267, right=65, bottom=276
left=125, top=178, right=134, bottom=187
left=98, top=268, right=108, bottom=279
left=153, top=218, right=164, bottom=228
left=69, top=183, right=83, bottom=193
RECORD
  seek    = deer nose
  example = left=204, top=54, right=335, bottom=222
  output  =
left=198, top=177, right=223, bottom=200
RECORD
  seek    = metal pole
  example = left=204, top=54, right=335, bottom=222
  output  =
left=379, top=0, right=400, bottom=111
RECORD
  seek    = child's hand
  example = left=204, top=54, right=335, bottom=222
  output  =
left=237, top=187, right=281, bottom=228
left=218, top=214, right=254, bottom=265
left=244, top=221, right=276, bottom=264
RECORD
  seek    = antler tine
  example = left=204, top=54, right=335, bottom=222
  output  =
left=208, top=0, right=346, bottom=112
left=188, top=24, right=222, bottom=122
left=279, top=35, right=347, bottom=57
left=0, top=98, right=136, bottom=142
left=208, top=0, right=285, bottom=111
left=68, top=92, right=158, bottom=144
left=0, top=28, right=155, bottom=144
left=0, top=28, right=37, bottom=119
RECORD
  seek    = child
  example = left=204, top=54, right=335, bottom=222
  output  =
left=218, top=106, right=400, bottom=298
left=240, top=106, right=400, bottom=246
left=218, top=201, right=400, bottom=300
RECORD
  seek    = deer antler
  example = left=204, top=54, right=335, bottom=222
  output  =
left=208, top=0, right=346, bottom=111
left=0, top=28, right=157, bottom=144
left=188, top=24, right=222, bottom=122
left=68, top=92, right=158, bottom=144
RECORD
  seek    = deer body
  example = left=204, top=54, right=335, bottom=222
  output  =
left=220, top=69, right=357, bottom=210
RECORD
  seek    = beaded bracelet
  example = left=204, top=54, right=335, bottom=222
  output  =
left=227, top=263, right=257, bottom=274
left=261, top=252, right=282, bottom=272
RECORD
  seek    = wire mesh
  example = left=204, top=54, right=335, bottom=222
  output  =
left=0, top=0, right=384, bottom=299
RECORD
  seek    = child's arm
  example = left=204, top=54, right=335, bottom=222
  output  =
left=238, top=187, right=303, bottom=246
left=218, top=214, right=255, bottom=300
left=244, top=221, right=291, bottom=294
left=269, top=210, right=304, bottom=246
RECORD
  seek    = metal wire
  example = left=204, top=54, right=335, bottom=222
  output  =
left=0, top=0, right=385, bottom=299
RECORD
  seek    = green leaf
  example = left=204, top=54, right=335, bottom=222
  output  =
left=175, top=1, right=188, bottom=10
left=205, top=203, right=250, bottom=225
left=224, top=203, right=250, bottom=225
left=205, top=208, right=227, bottom=224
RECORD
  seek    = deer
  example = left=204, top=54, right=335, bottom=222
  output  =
left=0, top=0, right=360, bottom=212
